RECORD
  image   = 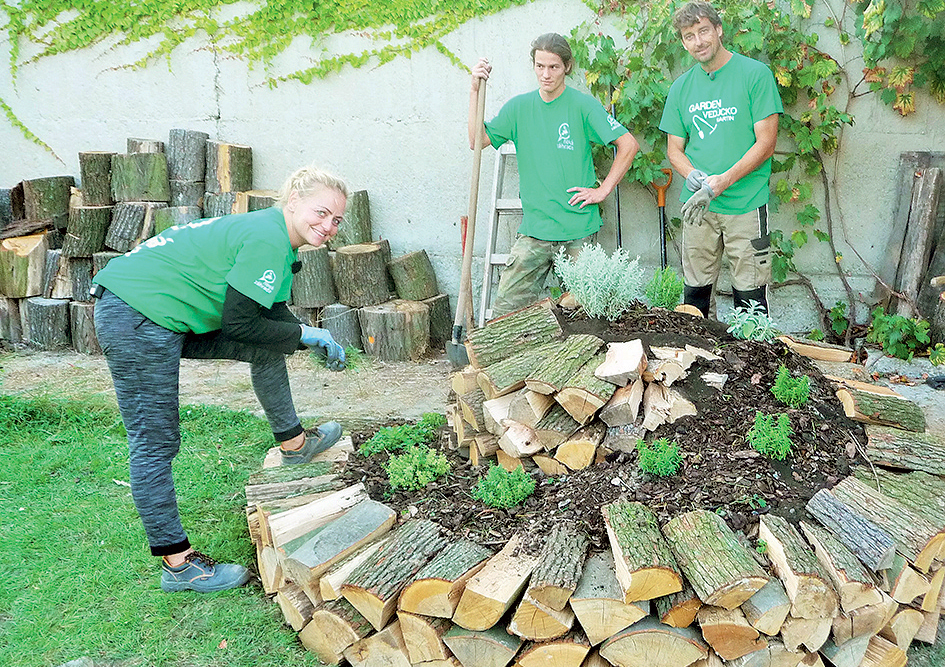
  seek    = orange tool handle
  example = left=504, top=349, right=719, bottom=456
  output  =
left=652, top=168, right=673, bottom=207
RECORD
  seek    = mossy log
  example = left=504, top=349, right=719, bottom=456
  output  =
left=389, top=249, right=438, bottom=301
left=528, top=524, right=589, bottom=611
left=464, top=298, right=562, bottom=368
left=24, top=297, right=70, bottom=349
left=292, top=244, right=336, bottom=308
left=397, top=611, right=453, bottom=663
left=319, top=535, right=390, bottom=601
left=275, top=581, right=315, bottom=631
left=341, top=519, right=447, bottom=630
left=299, top=598, right=373, bottom=665
left=79, top=152, right=116, bottom=206
left=477, top=342, right=554, bottom=400
left=851, top=467, right=945, bottom=541
left=398, top=539, right=493, bottom=618
left=508, top=590, right=575, bottom=641
left=599, top=616, right=708, bottom=667
left=804, top=488, right=896, bottom=572
left=524, top=334, right=604, bottom=395
left=863, top=425, right=945, bottom=475
left=62, top=205, right=112, bottom=257
left=169, top=180, right=204, bottom=209
left=23, top=176, right=74, bottom=228
left=111, top=154, right=169, bottom=202
left=797, top=521, right=882, bottom=613
left=602, top=500, right=683, bottom=602
left=834, top=383, right=926, bottom=432
left=443, top=624, right=523, bottom=667
left=203, top=191, right=238, bottom=217
left=205, top=140, right=252, bottom=193
left=329, top=189, right=371, bottom=250
left=0, top=232, right=48, bottom=297
left=166, top=129, right=208, bottom=182
left=556, top=353, right=617, bottom=425
left=757, top=514, right=839, bottom=619
left=534, top=405, right=580, bottom=450
left=358, top=299, right=429, bottom=361
left=569, top=550, right=649, bottom=646
left=69, top=301, right=100, bottom=355
left=696, top=606, right=767, bottom=661
left=334, top=243, right=390, bottom=307
left=153, top=206, right=201, bottom=235
left=320, top=303, right=362, bottom=351
left=737, top=578, right=790, bottom=636
left=423, top=293, right=451, bottom=346
left=653, top=582, right=703, bottom=629
left=662, top=509, right=769, bottom=609
left=106, top=202, right=166, bottom=252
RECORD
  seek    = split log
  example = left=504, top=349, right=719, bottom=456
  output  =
left=341, top=519, right=447, bottom=630
left=452, top=366, right=480, bottom=395
left=367, top=238, right=398, bottom=295
left=397, top=612, right=453, bottom=663
left=166, top=129, right=208, bottom=181
left=358, top=299, right=429, bottom=361
left=458, top=389, right=486, bottom=431
left=758, top=514, right=839, bottom=619
left=508, top=390, right=555, bottom=427
left=106, top=202, right=166, bottom=252
left=851, top=467, right=945, bottom=531
left=258, top=543, right=284, bottom=594
left=452, top=534, right=539, bottom=631
left=554, top=422, right=605, bottom=471
left=292, top=244, right=336, bottom=308
left=276, top=582, right=315, bottom=630
left=0, top=233, right=48, bottom=297
left=528, top=523, right=589, bottom=611
left=477, top=342, right=554, bottom=400
left=805, top=488, right=896, bottom=572
left=556, top=353, right=617, bottom=425
left=778, top=615, right=831, bottom=652
left=662, top=509, right=769, bottom=609
left=496, top=449, right=524, bottom=472
left=831, top=475, right=944, bottom=572
left=879, top=607, right=924, bottom=648
left=515, top=633, right=590, bottom=667
left=320, top=535, right=390, bottom=601
left=343, top=619, right=411, bottom=667
left=599, top=378, right=645, bottom=427
left=726, top=639, right=803, bottom=667
left=205, top=140, right=252, bottom=193
left=329, top=189, right=372, bottom=249
left=642, top=382, right=697, bottom=431
left=701, top=372, right=729, bottom=390
left=830, top=593, right=896, bottom=645
left=533, top=455, right=569, bottom=476
left=569, top=550, right=649, bottom=646
left=594, top=339, right=646, bottom=386
left=0, top=297, right=23, bottom=342
left=509, top=590, right=575, bottom=640
left=245, top=460, right=341, bottom=508
left=860, top=635, right=907, bottom=667
left=498, top=420, right=543, bottom=458
left=24, top=297, right=70, bottom=349
left=234, top=189, right=277, bottom=213
left=696, top=606, right=766, bottom=661
left=43, top=248, right=66, bottom=298
left=862, top=426, right=945, bottom=475
left=169, top=180, right=204, bottom=209
left=23, top=176, right=74, bottom=228
left=152, top=206, right=201, bottom=235
left=62, top=205, right=111, bottom=257
left=603, top=500, right=683, bottom=602
left=643, top=359, right=688, bottom=386
left=0, top=218, right=52, bottom=241
left=78, top=152, right=116, bottom=206
left=443, top=624, right=522, bottom=667
left=833, top=381, right=926, bottom=432
left=335, top=243, right=390, bottom=307
left=921, top=564, right=944, bottom=611
left=534, top=405, right=580, bottom=449
left=598, top=616, right=708, bottom=667
left=203, top=191, right=238, bottom=217
left=483, top=391, right=519, bottom=436
left=127, top=137, right=164, bottom=153
left=389, top=250, right=438, bottom=301
left=266, top=483, right=368, bottom=549
left=299, top=598, right=373, bottom=665
left=110, top=154, right=169, bottom=202
left=525, top=334, right=604, bottom=395
left=603, top=422, right=648, bottom=455
left=819, top=633, right=872, bottom=667
left=654, top=582, right=702, bottom=629
left=423, top=293, right=451, bottom=346
left=465, top=299, right=563, bottom=368
left=581, top=648, right=612, bottom=667
left=913, top=608, right=940, bottom=644
left=799, top=520, right=883, bottom=612
left=775, top=335, right=854, bottom=363
left=320, top=303, right=362, bottom=351
left=70, top=301, right=100, bottom=354
left=739, top=578, right=791, bottom=636
left=398, top=539, right=493, bottom=617
left=878, top=553, right=931, bottom=603
left=896, top=166, right=942, bottom=318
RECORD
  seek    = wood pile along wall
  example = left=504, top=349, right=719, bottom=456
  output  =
left=246, top=302, right=945, bottom=667
left=1, top=130, right=451, bottom=358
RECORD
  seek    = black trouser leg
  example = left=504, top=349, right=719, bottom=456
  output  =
left=683, top=284, right=713, bottom=318
left=732, top=286, right=768, bottom=313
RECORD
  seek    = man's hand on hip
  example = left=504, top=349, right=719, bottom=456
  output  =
left=567, top=186, right=607, bottom=208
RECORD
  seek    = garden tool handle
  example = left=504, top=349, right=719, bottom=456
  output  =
left=653, top=168, right=673, bottom=207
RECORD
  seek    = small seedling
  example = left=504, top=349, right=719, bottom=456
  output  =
left=472, top=464, right=535, bottom=508
left=644, top=267, right=684, bottom=310
left=756, top=539, right=768, bottom=555
left=310, top=345, right=365, bottom=370
left=771, top=364, right=810, bottom=408
left=359, top=412, right=446, bottom=457
left=747, top=411, right=794, bottom=460
left=726, top=301, right=778, bottom=342
left=636, top=437, right=682, bottom=476
left=383, top=444, right=450, bottom=491
left=867, top=306, right=931, bottom=361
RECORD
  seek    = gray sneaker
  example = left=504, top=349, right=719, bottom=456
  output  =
left=281, top=421, right=343, bottom=465
left=160, top=551, right=251, bottom=593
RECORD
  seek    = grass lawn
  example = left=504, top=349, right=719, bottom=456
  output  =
left=0, top=392, right=324, bottom=667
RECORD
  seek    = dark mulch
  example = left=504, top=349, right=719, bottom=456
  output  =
left=341, top=304, right=863, bottom=552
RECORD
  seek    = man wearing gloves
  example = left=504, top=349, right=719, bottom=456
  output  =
left=659, top=0, right=783, bottom=317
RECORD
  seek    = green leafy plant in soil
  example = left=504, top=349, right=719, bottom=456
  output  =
left=867, top=306, right=932, bottom=361
left=644, top=266, right=684, bottom=310
left=553, top=243, right=645, bottom=321
left=0, top=395, right=319, bottom=667
left=636, top=437, right=682, bottom=476
left=359, top=412, right=446, bottom=457
left=472, top=464, right=536, bottom=509
left=932, top=343, right=945, bottom=366
left=771, top=364, right=810, bottom=409
left=726, top=301, right=778, bottom=342
left=383, top=444, right=450, bottom=491
left=747, top=411, right=794, bottom=461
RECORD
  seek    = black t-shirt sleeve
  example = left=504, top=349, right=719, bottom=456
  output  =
left=221, top=285, right=303, bottom=354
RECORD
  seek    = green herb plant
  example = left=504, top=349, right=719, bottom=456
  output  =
left=771, top=364, right=810, bottom=408
left=636, top=437, right=682, bottom=476
left=383, top=444, right=450, bottom=491
left=553, top=243, right=645, bottom=321
left=867, top=306, right=932, bottom=361
left=359, top=412, right=446, bottom=457
left=726, top=301, right=778, bottom=342
left=644, top=267, right=684, bottom=310
left=472, top=464, right=535, bottom=509
left=747, top=411, right=794, bottom=461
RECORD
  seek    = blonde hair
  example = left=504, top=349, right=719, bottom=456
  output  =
left=276, top=165, right=349, bottom=207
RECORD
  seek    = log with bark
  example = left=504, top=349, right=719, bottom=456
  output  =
left=0, top=232, right=48, bottom=297
left=205, top=140, right=252, bottom=193
left=389, top=249, right=438, bottom=301
left=568, top=550, right=649, bottom=646
left=299, top=598, right=374, bottom=664
left=245, top=460, right=342, bottom=509
left=443, top=624, right=523, bottom=667
left=594, top=339, right=646, bottom=386
left=830, top=594, right=897, bottom=645
left=166, top=129, right=208, bottom=182
left=91, top=251, right=121, bottom=276
left=334, top=243, right=390, bottom=307
left=43, top=248, right=65, bottom=298
left=863, top=425, right=945, bottom=476
left=534, top=405, right=580, bottom=450
left=464, top=299, right=563, bottom=368
left=739, top=578, right=791, bottom=636
left=652, top=582, right=702, bottom=630
left=895, top=166, right=942, bottom=318
left=110, top=154, right=170, bottom=202
left=329, top=189, right=372, bottom=249
left=603, top=500, right=683, bottom=602
left=851, top=466, right=945, bottom=529
left=343, top=619, right=412, bottom=667
left=320, top=535, right=390, bottom=601
left=662, top=509, right=770, bottom=609
left=258, top=543, right=284, bottom=594
left=819, top=633, right=872, bottom=667
left=24, top=297, right=70, bottom=349
left=358, top=299, right=429, bottom=361
left=458, top=388, right=486, bottom=432
left=556, top=353, right=617, bottom=425
left=276, top=581, right=315, bottom=631
left=696, top=606, right=767, bottom=661
left=423, top=293, right=451, bottom=347
left=508, top=590, right=575, bottom=640
left=397, top=611, right=453, bottom=664
left=598, top=616, right=708, bottom=667
left=23, top=176, right=74, bottom=229
left=266, top=483, right=368, bottom=550
left=127, top=137, right=164, bottom=154
left=554, top=422, right=605, bottom=471
left=398, top=539, right=493, bottom=618
left=831, top=379, right=926, bottom=433
left=775, top=335, right=855, bottom=363
left=106, top=202, right=166, bottom=252
left=527, top=523, right=589, bottom=611
left=62, top=205, right=112, bottom=257
left=725, top=639, right=803, bottom=667
left=0, top=297, right=22, bottom=342
left=524, top=334, right=604, bottom=395
left=152, top=206, right=201, bottom=235
left=804, top=488, right=897, bottom=572
left=320, top=303, right=363, bottom=351
left=292, top=244, right=336, bottom=308
left=79, top=152, right=116, bottom=206
left=203, top=191, right=238, bottom=217
left=234, top=189, right=278, bottom=213
left=70, top=301, right=100, bottom=354
left=477, top=342, right=555, bottom=400
left=169, top=180, right=205, bottom=209
left=798, top=520, right=883, bottom=613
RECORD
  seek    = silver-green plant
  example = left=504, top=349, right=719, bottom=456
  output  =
left=726, top=301, right=778, bottom=342
left=553, top=244, right=645, bottom=321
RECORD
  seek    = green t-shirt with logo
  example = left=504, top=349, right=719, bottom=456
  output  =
left=659, top=52, right=783, bottom=214
left=95, top=208, right=296, bottom=334
left=485, top=86, right=628, bottom=241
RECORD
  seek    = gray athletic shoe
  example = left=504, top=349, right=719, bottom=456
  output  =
left=281, top=421, right=343, bottom=465
left=160, top=551, right=251, bottom=593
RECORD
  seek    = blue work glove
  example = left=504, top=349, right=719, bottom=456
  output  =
left=681, top=182, right=715, bottom=226
left=300, top=325, right=346, bottom=371
left=686, top=169, right=709, bottom=193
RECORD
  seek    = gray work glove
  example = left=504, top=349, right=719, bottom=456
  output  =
left=300, top=325, right=346, bottom=371
left=681, top=182, right=715, bottom=226
left=686, top=169, right=709, bottom=193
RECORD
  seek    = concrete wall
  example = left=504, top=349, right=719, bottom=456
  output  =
left=1, top=0, right=942, bottom=334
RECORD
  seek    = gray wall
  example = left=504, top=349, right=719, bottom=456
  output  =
left=1, top=0, right=942, bottom=334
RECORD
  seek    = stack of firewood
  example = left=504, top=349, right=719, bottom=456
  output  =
left=0, top=131, right=450, bottom=359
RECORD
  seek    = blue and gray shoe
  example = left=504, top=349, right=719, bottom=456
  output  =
left=281, top=421, right=343, bottom=465
left=160, top=551, right=251, bottom=593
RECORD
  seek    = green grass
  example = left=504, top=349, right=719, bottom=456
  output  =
left=0, top=395, right=324, bottom=667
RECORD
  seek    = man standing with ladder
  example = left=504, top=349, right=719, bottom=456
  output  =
left=469, top=33, right=639, bottom=318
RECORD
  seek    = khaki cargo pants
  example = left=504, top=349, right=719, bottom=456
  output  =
left=491, top=234, right=591, bottom=318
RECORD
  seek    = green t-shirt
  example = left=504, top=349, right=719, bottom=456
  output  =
left=659, top=52, right=783, bottom=214
left=95, top=208, right=296, bottom=333
left=485, top=86, right=628, bottom=241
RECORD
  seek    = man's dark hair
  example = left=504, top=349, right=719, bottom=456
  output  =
left=672, top=1, right=723, bottom=36
left=530, top=33, right=573, bottom=74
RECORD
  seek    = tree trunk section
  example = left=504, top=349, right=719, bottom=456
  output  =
left=863, top=425, right=945, bottom=476
left=234, top=189, right=277, bottom=213
left=169, top=180, right=205, bottom=209
left=25, top=297, right=70, bottom=349
left=0, top=232, right=49, bottom=297
left=167, top=129, right=208, bottom=181
left=111, top=153, right=170, bottom=202
left=334, top=243, right=390, bottom=307
left=850, top=467, right=945, bottom=541
left=654, top=582, right=703, bottom=629
left=398, top=539, right=493, bottom=618
left=0, top=187, right=14, bottom=230
left=79, top=152, right=115, bottom=206
left=569, top=550, right=650, bottom=646
left=804, top=488, right=896, bottom=572
left=126, top=137, right=164, bottom=154
left=292, top=244, right=336, bottom=308
left=205, top=141, right=252, bottom=193
left=525, top=334, right=604, bottom=395
left=276, top=581, right=315, bottom=631
left=834, top=383, right=926, bottom=432
left=797, top=520, right=881, bottom=613
left=528, top=523, right=589, bottom=611
left=389, top=249, right=438, bottom=301
left=62, top=205, right=111, bottom=257
left=320, top=303, right=362, bottom=351
left=106, top=202, right=166, bottom=252
left=599, top=616, right=708, bottom=667
left=152, top=206, right=201, bottom=235
left=0, top=297, right=23, bottom=342
left=299, top=598, right=373, bottom=665
left=662, top=509, right=769, bottom=609
left=43, top=248, right=65, bottom=298
left=508, top=590, right=575, bottom=640
left=465, top=299, right=563, bottom=368
left=423, top=293, right=451, bottom=347
left=69, top=301, right=100, bottom=355
left=203, top=191, right=239, bottom=217
left=23, top=176, right=74, bottom=229
left=534, top=405, right=580, bottom=450
left=92, top=251, right=121, bottom=276
left=358, top=299, right=430, bottom=361
left=895, top=167, right=941, bottom=317
left=328, top=189, right=371, bottom=249
left=556, top=353, right=617, bottom=425
left=443, top=624, right=522, bottom=667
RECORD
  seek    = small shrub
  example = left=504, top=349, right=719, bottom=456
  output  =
left=932, top=343, right=945, bottom=366
left=383, top=444, right=450, bottom=491
left=472, top=464, right=535, bottom=508
left=636, top=438, right=682, bottom=476
left=360, top=412, right=446, bottom=457
left=644, top=267, right=684, bottom=310
left=867, top=306, right=931, bottom=361
left=771, top=365, right=810, bottom=408
left=553, top=243, right=645, bottom=321
left=828, top=301, right=849, bottom=337
left=747, top=411, right=794, bottom=460
left=727, top=301, right=778, bottom=342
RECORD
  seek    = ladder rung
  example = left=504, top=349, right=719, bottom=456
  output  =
left=488, top=253, right=510, bottom=266
left=495, top=198, right=522, bottom=211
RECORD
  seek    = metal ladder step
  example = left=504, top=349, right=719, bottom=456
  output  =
left=478, top=142, right=522, bottom=326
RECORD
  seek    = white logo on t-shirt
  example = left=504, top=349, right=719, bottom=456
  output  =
left=688, top=98, right=738, bottom=138
left=254, top=269, right=277, bottom=293
left=557, top=123, right=574, bottom=150
left=607, top=116, right=621, bottom=130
